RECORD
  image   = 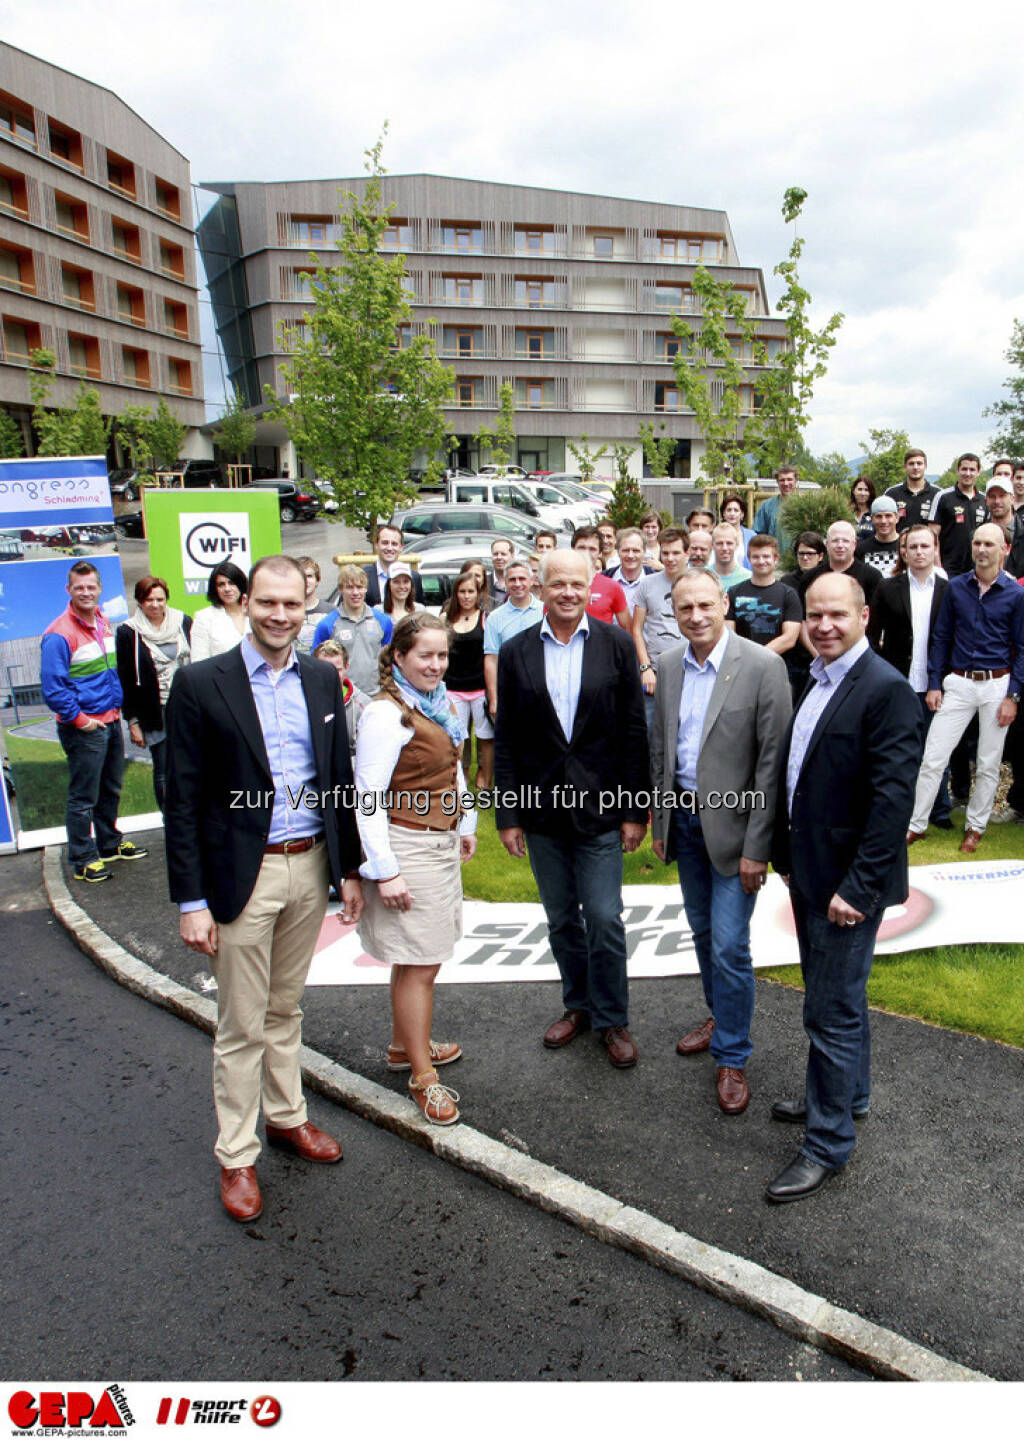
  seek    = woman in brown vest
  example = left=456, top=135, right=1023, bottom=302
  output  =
left=353, top=613, right=478, bottom=1125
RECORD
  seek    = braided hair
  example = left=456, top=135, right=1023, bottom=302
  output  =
left=377, top=611, right=450, bottom=729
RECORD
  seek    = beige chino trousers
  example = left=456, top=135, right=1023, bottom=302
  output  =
left=211, top=841, right=329, bottom=1169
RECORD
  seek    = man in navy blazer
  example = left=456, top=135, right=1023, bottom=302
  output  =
left=165, top=556, right=364, bottom=1223
left=362, top=524, right=424, bottom=605
left=767, top=573, right=921, bottom=1204
left=494, top=548, right=650, bottom=1068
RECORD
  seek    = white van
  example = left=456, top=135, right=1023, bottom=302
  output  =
left=446, top=477, right=574, bottom=534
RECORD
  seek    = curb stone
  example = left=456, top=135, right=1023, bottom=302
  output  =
left=43, top=845, right=992, bottom=1384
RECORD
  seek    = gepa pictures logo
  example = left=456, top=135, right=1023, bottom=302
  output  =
left=8, top=1386, right=133, bottom=1430
left=179, top=513, right=251, bottom=582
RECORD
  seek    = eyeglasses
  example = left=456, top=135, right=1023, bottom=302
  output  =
left=797, top=549, right=820, bottom=560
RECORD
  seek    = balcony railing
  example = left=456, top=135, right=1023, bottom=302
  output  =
left=0, top=199, right=30, bottom=220
left=118, top=310, right=146, bottom=327
left=0, top=275, right=35, bottom=297
left=70, top=365, right=102, bottom=380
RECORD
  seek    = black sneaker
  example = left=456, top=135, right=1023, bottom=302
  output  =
left=101, top=839, right=149, bottom=861
left=74, top=859, right=112, bottom=883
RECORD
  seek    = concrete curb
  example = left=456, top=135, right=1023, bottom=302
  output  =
left=44, top=845, right=991, bottom=1384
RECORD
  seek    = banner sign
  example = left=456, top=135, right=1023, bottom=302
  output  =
left=144, top=490, right=281, bottom=616
left=0, top=553, right=129, bottom=642
left=0, top=455, right=111, bottom=525
left=302, top=863, right=1024, bottom=985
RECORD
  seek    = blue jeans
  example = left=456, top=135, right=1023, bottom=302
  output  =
left=918, top=692, right=950, bottom=825
left=57, top=720, right=125, bottom=866
left=672, top=809, right=756, bottom=1067
left=150, top=738, right=167, bottom=813
left=525, top=828, right=629, bottom=1030
left=791, top=892, right=879, bottom=1170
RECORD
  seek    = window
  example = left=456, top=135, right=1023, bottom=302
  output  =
left=592, top=234, right=614, bottom=258
left=0, top=168, right=29, bottom=218
left=0, top=246, right=36, bottom=297
left=0, top=92, right=35, bottom=145
left=729, top=335, right=756, bottom=362
left=55, top=193, right=89, bottom=241
left=525, top=381, right=549, bottom=408
left=290, top=213, right=330, bottom=245
left=155, top=179, right=182, bottom=221
left=67, top=332, right=101, bottom=379
left=441, top=274, right=483, bottom=304
left=164, top=299, right=188, bottom=337
left=514, top=227, right=555, bottom=253
left=112, top=220, right=141, bottom=263
left=393, top=323, right=412, bottom=351
left=441, top=223, right=484, bottom=252
left=106, top=151, right=136, bottom=199
left=159, top=241, right=185, bottom=279
left=168, top=357, right=193, bottom=395
left=62, top=265, right=95, bottom=311
left=48, top=121, right=83, bottom=170
left=659, top=235, right=680, bottom=259
left=456, top=378, right=476, bottom=407
left=121, top=346, right=151, bottom=388
left=655, top=382, right=680, bottom=411
left=655, top=332, right=682, bottom=360
left=117, top=284, right=145, bottom=326
left=515, top=328, right=551, bottom=358
left=654, top=284, right=684, bottom=310
left=381, top=218, right=411, bottom=249
left=514, top=277, right=557, bottom=309
left=3, top=316, right=42, bottom=362
left=456, top=328, right=474, bottom=355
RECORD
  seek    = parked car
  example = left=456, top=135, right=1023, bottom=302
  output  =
left=517, top=478, right=600, bottom=529
left=401, top=529, right=531, bottom=558
left=114, top=510, right=145, bottom=540
left=156, top=459, right=224, bottom=489
left=241, top=478, right=320, bottom=523
left=394, top=501, right=552, bottom=546
left=108, top=468, right=156, bottom=502
left=445, top=478, right=574, bottom=533
left=477, top=464, right=529, bottom=479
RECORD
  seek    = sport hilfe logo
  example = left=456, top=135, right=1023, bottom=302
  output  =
left=8, top=1388, right=132, bottom=1429
left=154, top=1397, right=281, bottom=1427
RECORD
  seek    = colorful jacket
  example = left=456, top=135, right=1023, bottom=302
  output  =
left=41, top=604, right=122, bottom=726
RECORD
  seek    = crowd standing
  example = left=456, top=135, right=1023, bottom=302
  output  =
left=38, top=442, right=1024, bottom=1219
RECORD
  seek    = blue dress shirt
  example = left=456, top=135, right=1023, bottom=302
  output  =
left=540, top=613, right=589, bottom=740
left=675, top=631, right=729, bottom=791
left=926, top=569, right=1024, bottom=693
left=787, top=636, right=869, bottom=813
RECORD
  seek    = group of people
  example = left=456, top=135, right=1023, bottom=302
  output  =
left=37, top=443, right=1024, bottom=1222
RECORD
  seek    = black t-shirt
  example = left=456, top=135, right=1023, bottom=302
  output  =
left=930, top=487, right=988, bottom=576
left=730, top=579, right=802, bottom=645
left=885, top=480, right=940, bottom=531
left=445, top=611, right=485, bottom=691
left=797, top=557, right=882, bottom=606
left=856, top=537, right=902, bottom=579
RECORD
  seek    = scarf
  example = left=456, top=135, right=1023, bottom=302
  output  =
left=128, top=605, right=190, bottom=707
left=392, top=663, right=464, bottom=747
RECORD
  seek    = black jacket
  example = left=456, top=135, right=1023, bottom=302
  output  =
left=115, top=614, right=192, bottom=732
left=164, top=646, right=361, bottom=923
left=867, top=572, right=948, bottom=680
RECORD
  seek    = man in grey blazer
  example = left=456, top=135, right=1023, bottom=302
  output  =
left=651, top=570, right=791, bottom=1113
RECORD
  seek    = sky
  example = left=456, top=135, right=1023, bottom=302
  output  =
left=6, top=0, right=1024, bottom=468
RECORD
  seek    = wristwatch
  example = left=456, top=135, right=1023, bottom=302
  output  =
left=639, top=663, right=653, bottom=674
left=1009, top=691, right=1021, bottom=704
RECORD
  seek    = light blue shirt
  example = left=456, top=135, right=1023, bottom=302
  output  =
left=483, top=595, right=543, bottom=655
left=786, top=635, right=869, bottom=813
left=675, top=630, right=729, bottom=792
left=540, top=613, right=589, bottom=741
left=240, top=637, right=322, bottom=844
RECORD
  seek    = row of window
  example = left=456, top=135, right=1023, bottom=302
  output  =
left=426, top=326, right=784, bottom=362
left=449, top=376, right=760, bottom=413
left=1, top=313, right=194, bottom=393
left=284, top=212, right=725, bottom=263
left=1, top=87, right=182, bottom=218
left=0, top=243, right=190, bottom=336
left=0, top=166, right=189, bottom=280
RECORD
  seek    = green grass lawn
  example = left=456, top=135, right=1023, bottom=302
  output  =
left=3, top=725, right=157, bottom=830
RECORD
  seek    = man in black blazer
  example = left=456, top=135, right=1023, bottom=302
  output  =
left=165, top=555, right=364, bottom=1223
left=767, top=573, right=921, bottom=1204
left=362, top=524, right=424, bottom=604
left=494, top=548, right=650, bottom=1068
left=868, top=524, right=951, bottom=827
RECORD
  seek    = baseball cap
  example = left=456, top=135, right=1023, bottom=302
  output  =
left=870, top=496, right=899, bottom=514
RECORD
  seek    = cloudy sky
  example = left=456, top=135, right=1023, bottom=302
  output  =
left=7, top=0, right=1024, bottom=466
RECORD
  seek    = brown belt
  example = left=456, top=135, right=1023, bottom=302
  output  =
left=265, top=834, right=323, bottom=855
left=391, top=817, right=459, bottom=833
left=951, top=667, right=1010, bottom=681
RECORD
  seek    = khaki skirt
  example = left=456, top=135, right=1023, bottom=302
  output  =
left=358, top=825, right=463, bottom=965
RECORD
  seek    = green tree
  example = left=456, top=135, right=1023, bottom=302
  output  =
left=71, top=382, right=110, bottom=456
left=857, top=428, right=910, bottom=493
left=672, top=265, right=758, bottom=482
left=637, top=421, right=676, bottom=478
left=605, top=465, right=647, bottom=529
left=117, top=404, right=156, bottom=470
left=778, top=487, right=854, bottom=562
left=982, top=318, right=1024, bottom=459
left=149, top=399, right=187, bottom=470
left=28, top=350, right=110, bottom=457
left=747, top=188, right=844, bottom=472
left=803, top=450, right=852, bottom=489
left=473, top=382, right=516, bottom=467
left=0, top=407, right=25, bottom=458
left=213, top=385, right=257, bottom=466
left=566, top=433, right=609, bottom=484
left=269, top=133, right=454, bottom=537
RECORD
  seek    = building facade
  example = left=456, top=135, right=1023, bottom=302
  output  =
left=198, top=174, right=786, bottom=481
left=0, top=43, right=204, bottom=452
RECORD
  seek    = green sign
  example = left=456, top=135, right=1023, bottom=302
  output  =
left=143, top=489, right=281, bottom=617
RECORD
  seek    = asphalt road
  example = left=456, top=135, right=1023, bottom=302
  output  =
left=0, top=853, right=864, bottom=1383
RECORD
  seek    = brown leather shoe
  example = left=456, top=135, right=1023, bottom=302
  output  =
left=602, top=1026, right=639, bottom=1068
left=906, top=829, right=926, bottom=846
left=717, top=1066, right=750, bottom=1114
left=543, top=1010, right=590, bottom=1048
left=676, top=1016, right=715, bottom=1055
left=220, top=1165, right=262, bottom=1222
left=959, top=828, right=983, bottom=854
left=265, top=1120, right=342, bottom=1164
